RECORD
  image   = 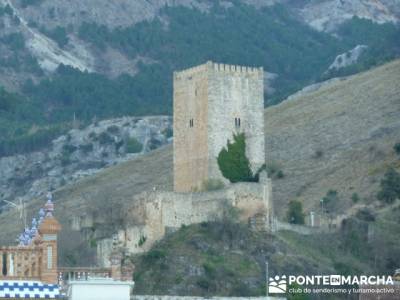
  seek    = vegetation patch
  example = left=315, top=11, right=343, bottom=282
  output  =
left=126, top=137, right=143, bottom=153
left=377, top=168, right=400, bottom=203
left=286, top=200, right=305, bottom=224
left=217, top=133, right=257, bottom=183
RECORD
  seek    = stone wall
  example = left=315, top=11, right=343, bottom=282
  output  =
left=173, top=62, right=265, bottom=192
left=173, top=64, right=209, bottom=192
left=207, top=62, right=265, bottom=181
left=97, top=178, right=272, bottom=267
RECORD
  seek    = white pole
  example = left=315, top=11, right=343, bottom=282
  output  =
left=266, top=261, right=269, bottom=298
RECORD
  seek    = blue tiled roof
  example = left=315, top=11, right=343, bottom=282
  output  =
left=0, top=281, right=60, bottom=299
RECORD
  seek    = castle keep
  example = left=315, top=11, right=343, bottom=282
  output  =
left=173, top=61, right=265, bottom=192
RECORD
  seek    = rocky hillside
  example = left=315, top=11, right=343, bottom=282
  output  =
left=0, top=0, right=399, bottom=106
left=296, top=0, right=400, bottom=32
left=0, top=116, right=172, bottom=208
left=0, top=60, right=398, bottom=269
left=131, top=202, right=400, bottom=296
left=1, top=0, right=399, bottom=165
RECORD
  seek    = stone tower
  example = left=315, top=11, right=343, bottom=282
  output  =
left=173, top=61, right=265, bottom=192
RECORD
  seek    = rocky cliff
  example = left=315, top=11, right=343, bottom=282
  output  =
left=0, top=116, right=172, bottom=209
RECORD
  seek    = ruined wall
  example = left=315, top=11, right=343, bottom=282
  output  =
left=173, top=62, right=265, bottom=192
left=97, top=178, right=273, bottom=266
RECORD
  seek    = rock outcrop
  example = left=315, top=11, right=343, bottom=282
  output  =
left=0, top=116, right=172, bottom=209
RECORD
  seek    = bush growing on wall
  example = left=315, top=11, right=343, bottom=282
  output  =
left=217, top=133, right=255, bottom=183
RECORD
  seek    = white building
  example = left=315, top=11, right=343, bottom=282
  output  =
left=67, top=278, right=134, bottom=300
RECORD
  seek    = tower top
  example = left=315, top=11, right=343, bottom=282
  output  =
left=173, top=61, right=263, bottom=80
left=38, top=216, right=61, bottom=235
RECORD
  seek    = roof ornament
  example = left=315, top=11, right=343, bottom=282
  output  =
left=38, top=208, right=45, bottom=224
left=44, top=192, right=55, bottom=217
left=31, top=217, right=38, bottom=228
left=18, top=233, right=25, bottom=246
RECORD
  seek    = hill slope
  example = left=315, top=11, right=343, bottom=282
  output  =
left=265, top=59, right=400, bottom=216
left=0, top=60, right=399, bottom=266
left=131, top=202, right=400, bottom=296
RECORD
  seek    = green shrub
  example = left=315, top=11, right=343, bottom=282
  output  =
left=0, top=126, right=65, bottom=157
left=217, top=133, right=256, bottom=183
left=322, top=190, right=339, bottom=212
left=88, top=131, right=97, bottom=140
left=79, top=143, right=93, bottom=153
left=162, top=127, right=173, bottom=138
left=62, top=144, right=77, bottom=154
left=203, top=262, right=217, bottom=279
left=265, top=161, right=284, bottom=179
left=313, top=149, right=324, bottom=159
left=196, top=277, right=216, bottom=291
left=20, top=0, right=44, bottom=8
left=276, top=170, right=285, bottom=179
left=106, top=125, right=120, bottom=134
left=98, top=132, right=113, bottom=145
left=1, top=33, right=25, bottom=51
left=351, top=192, right=360, bottom=203
left=144, top=249, right=166, bottom=264
left=41, top=26, right=69, bottom=47
left=202, top=179, right=224, bottom=191
left=126, top=137, right=143, bottom=153
left=377, top=168, right=400, bottom=204
left=394, top=143, right=400, bottom=155
left=138, top=235, right=147, bottom=247
left=60, top=151, right=71, bottom=166
left=286, top=200, right=305, bottom=224
left=89, top=238, right=97, bottom=248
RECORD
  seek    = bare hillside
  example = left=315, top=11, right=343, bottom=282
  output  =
left=265, top=59, right=400, bottom=215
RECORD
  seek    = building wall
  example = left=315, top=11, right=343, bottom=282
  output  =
left=0, top=247, right=42, bottom=280
left=207, top=63, right=265, bottom=181
left=173, top=64, right=209, bottom=192
left=68, top=281, right=132, bottom=300
left=173, top=62, right=265, bottom=192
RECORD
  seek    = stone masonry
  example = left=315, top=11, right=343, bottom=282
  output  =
left=173, top=62, right=265, bottom=192
left=97, top=176, right=273, bottom=267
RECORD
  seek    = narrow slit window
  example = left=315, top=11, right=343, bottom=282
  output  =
left=47, top=246, right=53, bottom=269
left=235, top=117, right=241, bottom=128
left=2, top=252, right=7, bottom=276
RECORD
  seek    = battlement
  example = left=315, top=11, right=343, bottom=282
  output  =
left=174, top=61, right=263, bottom=80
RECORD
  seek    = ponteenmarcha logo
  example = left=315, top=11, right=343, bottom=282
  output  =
left=267, top=274, right=394, bottom=295
left=268, top=275, right=287, bottom=293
